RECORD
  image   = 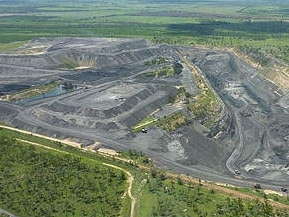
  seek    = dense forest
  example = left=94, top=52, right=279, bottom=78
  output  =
left=0, top=132, right=127, bottom=217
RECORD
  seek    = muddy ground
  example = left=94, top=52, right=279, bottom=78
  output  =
left=1, top=37, right=289, bottom=189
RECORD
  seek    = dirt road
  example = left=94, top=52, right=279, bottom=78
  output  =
left=226, top=112, right=244, bottom=175
left=168, top=173, right=289, bottom=211
left=3, top=124, right=289, bottom=213
left=103, top=163, right=136, bottom=217
left=13, top=136, right=136, bottom=217
left=0, top=124, right=81, bottom=148
left=0, top=208, right=18, bottom=217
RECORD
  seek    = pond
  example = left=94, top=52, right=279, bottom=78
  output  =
left=16, top=85, right=76, bottom=105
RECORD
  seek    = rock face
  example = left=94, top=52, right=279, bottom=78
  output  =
left=0, top=37, right=289, bottom=186
left=190, top=48, right=289, bottom=183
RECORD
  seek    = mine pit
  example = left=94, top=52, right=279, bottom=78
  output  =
left=1, top=37, right=289, bottom=187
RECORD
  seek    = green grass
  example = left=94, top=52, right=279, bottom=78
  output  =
left=144, top=57, right=167, bottom=66
left=143, top=66, right=174, bottom=78
left=5, top=82, right=59, bottom=102
left=135, top=175, right=289, bottom=217
left=0, top=126, right=151, bottom=217
left=143, top=62, right=182, bottom=78
left=1, top=0, right=289, bottom=57
left=135, top=180, right=219, bottom=216
left=61, top=56, right=79, bottom=69
left=132, top=116, right=156, bottom=132
left=156, top=112, right=188, bottom=131
left=231, top=187, right=289, bottom=206
left=0, top=41, right=27, bottom=52
left=188, top=90, right=218, bottom=118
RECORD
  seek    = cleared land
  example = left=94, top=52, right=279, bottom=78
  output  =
left=0, top=37, right=289, bottom=192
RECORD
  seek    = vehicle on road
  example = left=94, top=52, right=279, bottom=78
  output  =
left=254, top=183, right=261, bottom=189
left=281, top=187, right=287, bottom=192
left=234, top=169, right=241, bottom=175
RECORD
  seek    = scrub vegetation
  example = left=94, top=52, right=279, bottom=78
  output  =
left=4, top=82, right=59, bottom=102
left=0, top=128, right=289, bottom=217
left=156, top=112, right=188, bottom=131
left=0, top=131, right=127, bottom=217
left=143, top=62, right=183, bottom=78
left=135, top=177, right=288, bottom=217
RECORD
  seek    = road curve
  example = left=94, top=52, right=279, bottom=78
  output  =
left=0, top=208, right=18, bottom=217
left=6, top=134, right=136, bottom=217
left=226, top=111, right=244, bottom=175
left=103, top=163, right=136, bottom=217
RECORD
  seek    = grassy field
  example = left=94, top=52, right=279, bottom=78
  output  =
left=1, top=0, right=289, bottom=52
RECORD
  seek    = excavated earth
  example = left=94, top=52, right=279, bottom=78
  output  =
left=1, top=37, right=289, bottom=189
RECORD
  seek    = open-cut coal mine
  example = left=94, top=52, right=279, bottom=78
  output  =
left=1, top=37, right=289, bottom=189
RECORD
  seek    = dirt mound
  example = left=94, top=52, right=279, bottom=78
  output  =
left=0, top=37, right=163, bottom=93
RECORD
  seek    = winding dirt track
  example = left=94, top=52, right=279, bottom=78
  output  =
left=226, top=112, right=244, bottom=174
left=1, top=126, right=136, bottom=217
left=103, top=163, right=136, bottom=217
left=3, top=124, right=289, bottom=213
left=168, top=174, right=289, bottom=211
left=0, top=208, right=18, bottom=217
left=16, top=138, right=289, bottom=212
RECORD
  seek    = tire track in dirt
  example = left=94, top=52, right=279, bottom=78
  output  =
left=14, top=138, right=136, bottom=217
left=103, top=163, right=136, bottom=217
left=226, top=111, right=244, bottom=175
left=0, top=208, right=18, bottom=217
